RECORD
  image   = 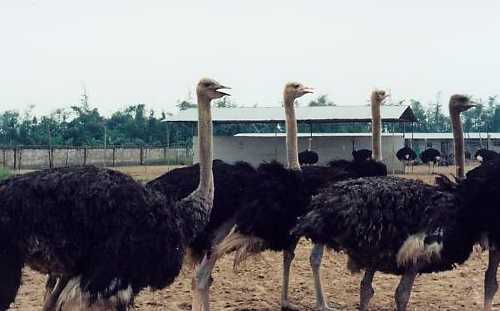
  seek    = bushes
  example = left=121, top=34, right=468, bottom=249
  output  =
left=0, top=168, right=11, bottom=180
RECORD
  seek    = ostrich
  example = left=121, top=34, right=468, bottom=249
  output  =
left=146, top=83, right=314, bottom=311
left=352, top=149, right=372, bottom=162
left=475, top=148, right=499, bottom=163
left=0, top=77, right=227, bottom=311
left=397, top=146, right=417, bottom=173
left=396, top=146, right=417, bottom=162
left=215, top=89, right=387, bottom=311
left=147, top=159, right=258, bottom=311
left=420, top=147, right=441, bottom=173
left=299, top=138, right=320, bottom=165
left=292, top=94, right=479, bottom=311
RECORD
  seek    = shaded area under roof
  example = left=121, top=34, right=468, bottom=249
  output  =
left=234, top=132, right=500, bottom=139
left=167, top=105, right=417, bottom=123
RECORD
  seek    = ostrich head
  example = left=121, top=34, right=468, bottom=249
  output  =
left=196, top=78, right=231, bottom=101
left=283, top=82, right=313, bottom=104
left=449, top=94, right=477, bottom=113
left=370, top=90, right=388, bottom=106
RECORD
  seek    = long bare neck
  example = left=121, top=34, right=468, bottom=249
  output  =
left=371, top=100, right=382, bottom=161
left=284, top=96, right=301, bottom=170
left=450, top=106, right=465, bottom=179
left=195, top=97, right=214, bottom=199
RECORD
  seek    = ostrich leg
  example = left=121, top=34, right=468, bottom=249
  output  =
left=395, top=267, right=418, bottom=311
left=359, top=268, right=375, bottom=311
left=485, top=248, right=500, bottom=311
left=42, top=276, right=69, bottom=311
left=281, top=242, right=299, bottom=310
left=310, top=243, right=334, bottom=310
left=0, top=247, right=22, bottom=311
left=192, top=254, right=217, bottom=311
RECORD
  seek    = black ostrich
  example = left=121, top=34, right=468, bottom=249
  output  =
left=215, top=89, right=388, bottom=311
left=420, top=147, right=441, bottom=173
left=475, top=148, right=499, bottom=163
left=0, top=78, right=227, bottom=311
left=352, top=149, right=372, bottom=162
left=146, top=159, right=258, bottom=311
left=299, top=138, right=319, bottom=165
left=292, top=95, right=479, bottom=311
left=396, top=146, right=417, bottom=162
left=147, top=82, right=315, bottom=311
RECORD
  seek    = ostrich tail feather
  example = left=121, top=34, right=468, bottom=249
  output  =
left=215, top=229, right=266, bottom=271
left=397, top=233, right=443, bottom=267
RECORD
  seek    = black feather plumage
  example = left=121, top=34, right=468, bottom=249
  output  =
left=474, top=148, right=499, bottom=163
left=396, top=146, right=417, bottom=161
left=147, top=159, right=257, bottom=261
left=0, top=165, right=209, bottom=308
left=420, top=148, right=441, bottom=164
left=292, top=176, right=475, bottom=274
left=299, top=150, right=319, bottom=165
left=352, top=149, right=372, bottom=162
left=229, top=159, right=388, bottom=253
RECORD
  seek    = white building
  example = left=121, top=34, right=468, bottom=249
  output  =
left=169, top=105, right=417, bottom=173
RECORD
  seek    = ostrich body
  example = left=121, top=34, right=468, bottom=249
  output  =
left=299, top=150, right=319, bottom=165
left=475, top=148, right=499, bottom=163
left=396, top=146, right=417, bottom=162
left=0, top=78, right=227, bottom=311
left=352, top=149, right=372, bottom=162
left=293, top=95, right=478, bottom=311
left=420, top=148, right=441, bottom=173
left=215, top=87, right=387, bottom=311
left=299, top=138, right=319, bottom=165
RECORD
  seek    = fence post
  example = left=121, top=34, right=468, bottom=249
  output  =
left=13, top=148, right=17, bottom=170
left=18, top=149, right=22, bottom=171
left=112, top=147, right=116, bottom=167
left=48, top=147, right=53, bottom=169
left=140, top=146, right=144, bottom=165
left=83, top=147, right=87, bottom=166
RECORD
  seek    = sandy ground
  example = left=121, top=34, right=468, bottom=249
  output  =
left=8, top=163, right=495, bottom=311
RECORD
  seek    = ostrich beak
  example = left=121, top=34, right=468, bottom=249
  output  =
left=299, top=86, right=314, bottom=94
left=215, top=85, right=231, bottom=96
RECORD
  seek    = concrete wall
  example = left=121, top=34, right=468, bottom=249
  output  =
left=193, top=135, right=405, bottom=173
left=1, top=146, right=192, bottom=170
left=405, top=138, right=500, bottom=158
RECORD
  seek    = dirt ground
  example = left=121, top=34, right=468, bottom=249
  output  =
left=8, top=163, right=495, bottom=311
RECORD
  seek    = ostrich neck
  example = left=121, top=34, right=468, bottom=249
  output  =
left=284, top=96, right=301, bottom=170
left=371, top=101, right=382, bottom=161
left=308, top=138, right=312, bottom=151
left=450, top=108, right=465, bottom=179
left=195, top=96, right=214, bottom=199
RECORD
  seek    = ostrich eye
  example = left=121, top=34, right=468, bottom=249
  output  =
left=294, top=83, right=300, bottom=88
left=203, top=82, right=212, bottom=88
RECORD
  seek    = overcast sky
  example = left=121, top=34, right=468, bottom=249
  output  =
left=1, top=0, right=499, bottom=116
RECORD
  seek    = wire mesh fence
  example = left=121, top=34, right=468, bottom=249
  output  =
left=0, top=145, right=193, bottom=170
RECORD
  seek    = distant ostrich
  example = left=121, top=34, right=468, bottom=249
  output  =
left=475, top=148, right=499, bottom=163
left=299, top=138, right=319, bottom=165
left=396, top=146, right=417, bottom=162
left=215, top=89, right=387, bottom=311
left=397, top=146, right=417, bottom=172
left=293, top=95, right=479, bottom=311
left=352, top=149, right=372, bottom=162
left=420, top=147, right=441, bottom=173
left=0, top=77, right=226, bottom=311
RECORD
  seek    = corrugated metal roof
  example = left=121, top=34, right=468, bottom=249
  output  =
left=234, top=132, right=500, bottom=139
left=167, top=105, right=417, bottom=123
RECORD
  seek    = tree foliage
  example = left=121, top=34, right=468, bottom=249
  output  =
left=0, top=95, right=498, bottom=147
